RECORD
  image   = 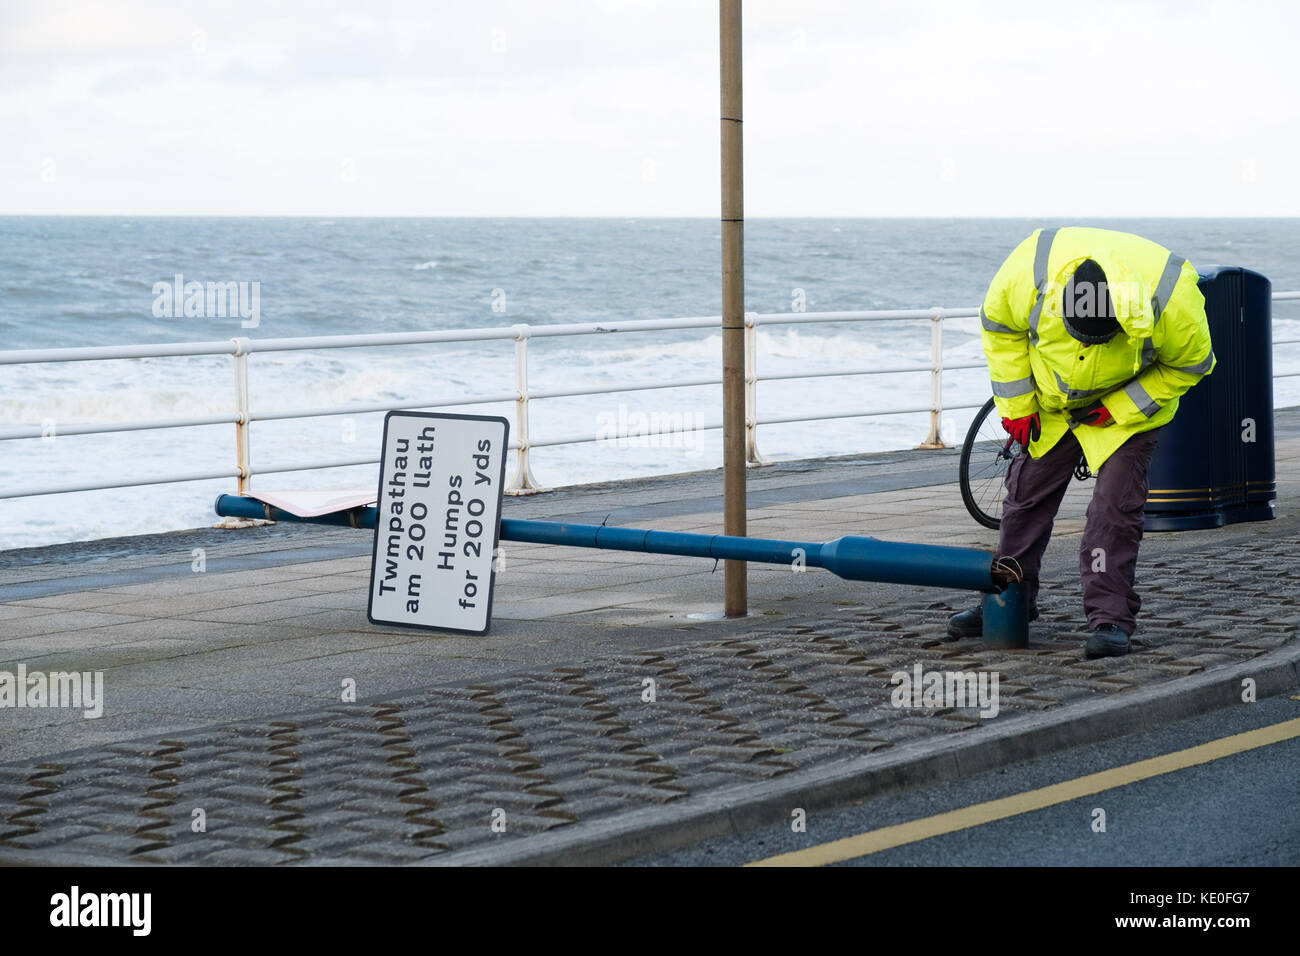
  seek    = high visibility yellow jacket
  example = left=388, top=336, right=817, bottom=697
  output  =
left=981, top=226, right=1216, bottom=471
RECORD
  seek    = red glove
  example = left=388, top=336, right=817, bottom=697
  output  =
left=1001, top=413, right=1041, bottom=446
left=1074, top=401, right=1113, bottom=427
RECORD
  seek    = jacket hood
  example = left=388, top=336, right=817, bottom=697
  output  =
left=1043, top=249, right=1153, bottom=375
left=1045, top=250, right=1154, bottom=339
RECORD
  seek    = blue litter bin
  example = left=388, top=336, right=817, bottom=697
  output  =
left=1143, top=266, right=1275, bottom=531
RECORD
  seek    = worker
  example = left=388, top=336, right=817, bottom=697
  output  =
left=948, top=227, right=1215, bottom=657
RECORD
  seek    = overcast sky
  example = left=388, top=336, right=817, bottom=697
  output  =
left=2, top=0, right=1297, bottom=217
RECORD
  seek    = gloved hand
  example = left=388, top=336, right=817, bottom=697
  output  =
left=1001, top=413, right=1041, bottom=446
left=1072, top=401, right=1113, bottom=427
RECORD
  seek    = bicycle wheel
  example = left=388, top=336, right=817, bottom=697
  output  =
left=959, top=396, right=1022, bottom=530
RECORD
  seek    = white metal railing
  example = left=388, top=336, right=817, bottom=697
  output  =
left=1, top=294, right=1297, bottom=500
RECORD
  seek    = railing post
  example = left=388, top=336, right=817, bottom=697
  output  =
left=506, top=323, right=546, bottom=494
left=232, top=337, right=252, bottom=493
left=743, top=311, right=771, bottom=466
left=917, top=307, right=946, bottom=448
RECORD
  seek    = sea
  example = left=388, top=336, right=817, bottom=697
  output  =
left=2, top=217, right=1297, bottom=551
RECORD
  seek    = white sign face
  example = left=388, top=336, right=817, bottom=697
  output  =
left=367, top=412, right=509, bottom=635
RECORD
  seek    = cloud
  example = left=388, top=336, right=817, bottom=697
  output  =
left=1, top=0, right=1297, bottom=215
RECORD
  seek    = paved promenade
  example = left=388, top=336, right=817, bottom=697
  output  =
left=1, top=411, right=1298, bottom=864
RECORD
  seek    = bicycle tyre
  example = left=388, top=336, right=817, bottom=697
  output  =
left=959, top=396, right=1020, bottom=531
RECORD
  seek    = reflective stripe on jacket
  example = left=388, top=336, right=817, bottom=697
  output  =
left=980, top=226, right=1216, bottom=471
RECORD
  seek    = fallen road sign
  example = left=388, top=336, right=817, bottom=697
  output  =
left=367, top=411, right=509, bottom=635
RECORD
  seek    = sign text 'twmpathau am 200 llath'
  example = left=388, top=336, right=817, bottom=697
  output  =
left=368, top=412, right=508, bottom=635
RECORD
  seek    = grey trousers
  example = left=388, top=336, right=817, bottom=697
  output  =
left=998, top=426, right=1161, bottom=634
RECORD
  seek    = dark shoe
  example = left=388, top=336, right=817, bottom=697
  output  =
left=1085, top=624, right=1131, bottom=658
left=946, top=606, right=984, bottom=639
left=946, top=603, right=1038, bottom=639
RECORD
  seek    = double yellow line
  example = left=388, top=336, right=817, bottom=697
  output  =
left=748, top=716, right=1300, bottom=867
